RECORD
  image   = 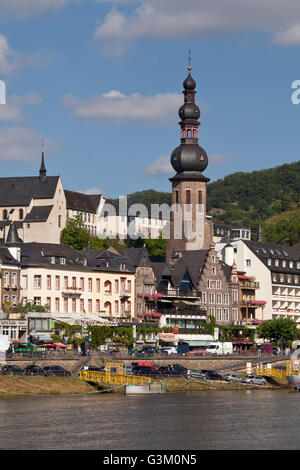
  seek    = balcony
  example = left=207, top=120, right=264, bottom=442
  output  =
left=62, top=287, right=82, bottom=297
left=157, top=289, right=200, bottom=299
left=240, top=280, right=260, bottom=289
left=120, top=289, right=131, bottom=298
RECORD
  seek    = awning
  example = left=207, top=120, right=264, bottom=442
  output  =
left=185, top=340, right=213, bottom=347
left=158, top=334, right=177, bottom=343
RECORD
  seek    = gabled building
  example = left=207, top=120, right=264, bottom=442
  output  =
left=65, top=190, right=103, bottom=236
left=223, top=239, right=300, bottom=324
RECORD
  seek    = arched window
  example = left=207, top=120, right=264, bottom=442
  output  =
left=19, top=209, right=23, bottom=220
left=104, top=301, right=112, bottom=314
left=104, top=280, right=112, bottom=294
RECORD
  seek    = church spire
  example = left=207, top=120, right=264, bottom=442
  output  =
left=170, top=61, right=209, bottom=182
left=39, top=145, right=47, bottom=181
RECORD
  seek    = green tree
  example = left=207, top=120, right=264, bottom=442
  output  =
left=256, top=318, right=299, bottom=348
left=60, top=214, right=92, bottom=250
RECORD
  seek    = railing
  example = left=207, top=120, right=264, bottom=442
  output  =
left=240, top=281, right=260, bottom=289
left=158, top=289, right=200, bottom=298
left=79, top=370, right=151, bottom=386
left=256, top=362, right=299, bottom=378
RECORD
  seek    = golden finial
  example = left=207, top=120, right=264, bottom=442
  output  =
left=188, top=50, right=191, bottom=71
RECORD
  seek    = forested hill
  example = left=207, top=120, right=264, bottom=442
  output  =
left=113, top=160, right=300, bottom=244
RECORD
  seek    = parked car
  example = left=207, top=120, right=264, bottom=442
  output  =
left=81, top=366, right=105, bottom=372
left=165, top=364, right=189, bottom=376
left=24, top=365, right=44, bottom=376
left=2, top=365, right=24, bottom=375
left=186, top=369, right=207, bottom=379
left=131, top=365, right=160, bottom=376
left=222, top=373, right=243, bottom=382
left=242, top=375, right=267, bottom=385
left=160, top=347, right=177, bottom=355
left=43, top=365, right=71, bottom=377
left=176, top=343, right=190, bottom=355
left=189, top=348, right=206, bottom=356
left=132, top=346, right=159, bottom=357
left=202, top=370, right=223, bottom=380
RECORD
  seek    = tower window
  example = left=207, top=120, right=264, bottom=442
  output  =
left=198, top=190, right=202, bottom=205
left=186, top=190, right=191, bottom=205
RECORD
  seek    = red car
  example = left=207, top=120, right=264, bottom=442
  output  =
left=190, top=348, right=206, bottom=356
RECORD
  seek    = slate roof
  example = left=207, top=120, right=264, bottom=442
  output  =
left=0, top=246, right=19, bottom=265
left=244, top=240, right=300, bottom=275
left=24, top=205, right=53, bottom=223
left=117, top=247, right=151, bottom=268
left=21, top=243, right=88, bottom=269
left=0, top=176, right=59, bottom=207
left=65, top=190, right=101, bottom=214
left=84, top=248, right=135, bottom=273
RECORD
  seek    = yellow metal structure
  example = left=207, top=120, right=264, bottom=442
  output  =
left=256, top=361, right=299, bottom=379
left=79, top=362, right=152, bottom=387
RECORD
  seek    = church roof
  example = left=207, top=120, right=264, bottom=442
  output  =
left=64, top=190, right=101, bottom=214
left=0, top=176, right=60, bottom=207
left=24, top=205, right=53, bottom=223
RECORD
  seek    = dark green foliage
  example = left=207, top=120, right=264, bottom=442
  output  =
left=256, top=317, right=299, bottom=346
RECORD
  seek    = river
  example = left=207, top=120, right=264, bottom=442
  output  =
left=0, top=390, right=299, bottom=450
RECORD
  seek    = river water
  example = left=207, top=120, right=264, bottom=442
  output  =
left=0, top=390, right=299, bottom=450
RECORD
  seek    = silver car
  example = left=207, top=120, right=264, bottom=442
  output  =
left=223, top=373, right=243, bottom=382
left=186, top=369, right=207, bottom=379
left=242, top=375, right=266, bottom=385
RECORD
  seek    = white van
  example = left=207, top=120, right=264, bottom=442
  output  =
left=206, top=342, right=233, bottom=355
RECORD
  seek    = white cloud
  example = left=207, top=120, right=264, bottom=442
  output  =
left=93, top=0, right=300, bottom=54
left=62, top=90, right=182, bottom=123
left=0, top=92, right=43, bottom=122
left=0, top=127, right=61, bottom=162
left=145, top=153, right=236, bottom=177
left=273, top=24, right=300, bottom=45
left=0, top=33, right=56, bottom=76
left=144, top=155, right=172, bottom=177
left=82, top=187, right=103, bottom=195
left=0, top=0, right=68, bottom=19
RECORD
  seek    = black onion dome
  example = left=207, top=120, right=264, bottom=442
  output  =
left=183, top=72, right=196, bottom=90
left=179, top=102, right=200, bottom=121
left=171, top=144, right=208, bottom=173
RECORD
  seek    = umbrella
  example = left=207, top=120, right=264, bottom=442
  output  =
left=52, top=342, right=67, bottom=348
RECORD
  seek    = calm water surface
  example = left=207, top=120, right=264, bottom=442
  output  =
left=0, top=390, right=299, bottom=450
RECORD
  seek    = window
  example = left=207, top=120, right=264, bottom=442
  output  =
left=198, top=190, right=202, bottom=205
left=55, top=276, right=60, bottom=290
left=115, top=280, right=119, bottom=293
left=64, top=298, right=68, bottom=313
left=96, top=278, right=100, bottom=293
left=96, top=299, right=100, bottom=313
left=55, top=298, right=60, bottom=312
left=11, top=272, right=17, bottom=286
left=34, top=275, right=41, bottom=289
left=186, top=190, right=191, bottom=205
left=60, top=257, right=65, bottom=265
left=202, top=292, right=206, bottom=303
left=223, top=308, right=229, bottom=321
left=80, top=299, right=84, bottom=313
left=58, top=215, right=62, bottom=228
left=3, top=272, right=9, bottom=286
left=208, top=293, right=215, bottom=304
left=72, top=277, right=76, bottom=288
left=47, top=275, right=51, bottom=290
left=289, top=261, right=294, bottom=268
left=3, top=209, right=7, bottom=220
left=267, top=259, right=272, bottom=266
left=246, top=259, right=251, bottom=267
left=275, top=259, right=279, bottom=267
left=175, top=190, right=179, bottom=205
left=64, top=276, right=68, bottom=289
left=282, top=260, right=286, bottom=268
left=34, top=297, right=41, bottom=306
left=19, top=209, right=23, bottom=220
left=88, top=299, right=92, bottom=313
left=80, top=277, right=84, bottom=290
left=216, top=308, right=222, bottom=322
left=72, top=298, right=76, bottom=313
left=46, top=297, right=51, bottom=311
left=233, top=290, right=238, bottom=302
left=115, top=301, right=119, bottom=314
left=88, top=278, right=92, bottom=292
left=212, top=267, right=216, bottom=276
left=297, top=262, right=300, bottom=270
left=127, top=280, right=131, bottom=292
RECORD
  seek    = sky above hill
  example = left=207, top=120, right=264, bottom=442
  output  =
left=1, top=0, right=300, bottom=198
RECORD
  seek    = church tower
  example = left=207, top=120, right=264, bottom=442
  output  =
left=166, top=63, right=212, bottom=263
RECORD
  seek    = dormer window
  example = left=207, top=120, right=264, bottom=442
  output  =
left=60, top=257, right=66, bottom=265
left=50, top=257, right=55, bottom=264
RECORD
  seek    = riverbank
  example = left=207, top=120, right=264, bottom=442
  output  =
left=0, top=375, right=291, bottom=398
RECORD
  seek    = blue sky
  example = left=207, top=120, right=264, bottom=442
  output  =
left=1, top=0, right=300, bottom=198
